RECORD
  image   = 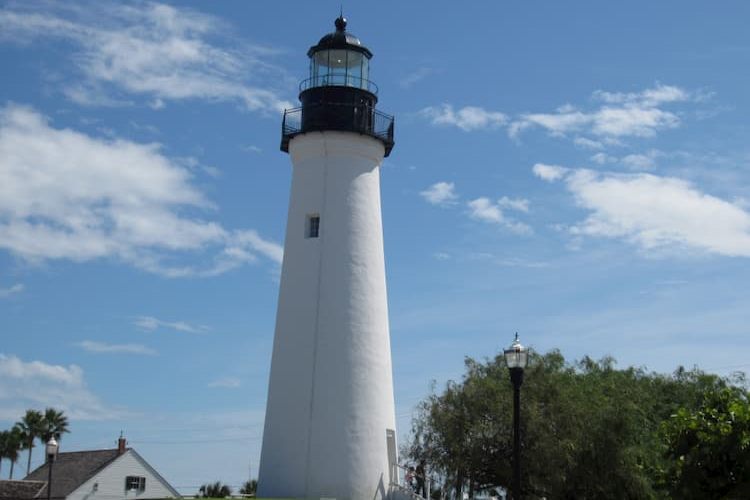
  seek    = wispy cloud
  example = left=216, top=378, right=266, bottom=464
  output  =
left=0, top=353, right=121, bottom=420
left=0, top=2, right=292, bottom=112
left=0, top=104, right=282, bottom=277
left=590, top=150, right=659, bottom=169
left=510, top=84, right=692, bottom=141
left=135, top=316, right=209, bottom=334
left=420, top=182, right=532, bottom=234
left=497, top=196, right=530, bottom=213
left=420, top=104, right=508, bottom=131
left=400, top=67, right=433, bottom=88
left=0, top=283, right=24, bottom=298
left=535, top=166, right=750, bottom=257
left=621, top=152, right=658, bottom=170
left=592, top=85, right=690, bottom=107
left=467, top=198, right=532, bottom=234
left=208, top=377, right=241, bottom=388
left=433, top=252, right=451, bottom=261
left=418, top=84, right=698, bottom=148
left=420, top=181, right=458, bottom=206
left=574, top=137, right=605, bottom=150
left=77, top=340, right=157, bottom=356
left=532, top=163, right=568, bottom=182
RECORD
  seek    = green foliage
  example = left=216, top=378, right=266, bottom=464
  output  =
left=659, top=386, right=750, bottom=499
left=199, top=481, right=232, bottom=498
left=40, top=407, right=70, bottom=443
left=0, top=407, right=69, bottom=479
left=405, top=350, right=746, bottom=499
left=1, top=425, right=25, bottom=479
left=241, top=479, right=258, bottom=494
left=16, top=409, right=44, bottom=475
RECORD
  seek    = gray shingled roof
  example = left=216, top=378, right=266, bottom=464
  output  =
left=24, top=448, right=120, bottom=499
left=0, top=480, right=46, bottom=499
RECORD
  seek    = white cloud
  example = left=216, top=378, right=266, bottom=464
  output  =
left=232, top=230, right=284, bottom=264
left=592, top=106, right=679, bottom=138
left=0, top=354, right=120, bottom=420
left=510, top=84, right=690, bottom=141
left=468, top=198, right=503, bottom=223
left=420, top=104, right=507, bottom=131
left=208, top=377, right=241, bottom=388
left=400, top=67, right=433, bottom=88
left=467, top=198, right=532, bottom=234
left=0, top=2, right=292, bottom=112
left=593, top=84, right=689, bottom=107
left=537, top=166, right=750, bottom=257
left=532, top=163, right=568, bottom=182
left=0, top=104, right=282, bottom=276
left=420, top=182, right=458, bottom=206
left=0, top=283, right=24, bottom=298
left=574, top=137, right=604, bottom=150
left=621, top=153, right=657, bottom=170
left=135, top=316, right=209, bottom=334
left=497, top=196, right=530, bottom=213
left=591, top=152, right=616, bottom=165
left=589, top=150, right=659, bottom=169
left=77, top=341, right=157, bottom=356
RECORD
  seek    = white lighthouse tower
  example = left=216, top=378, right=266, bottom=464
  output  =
left=258, top=16, right=398, bottom=499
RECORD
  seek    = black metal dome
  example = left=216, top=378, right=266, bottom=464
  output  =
left=307, top=16, right=373, bottom=59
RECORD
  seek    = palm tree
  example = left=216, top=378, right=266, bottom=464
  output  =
left=16, top=409, right=44, bottom=475
left=0, top=429, right=9, bottom=478
left=6, top=426, right=24, bottom=479
left=40, top=408, right=69, bottom=444
left=240, top=479, right=258, bottom=495
left=199, top=481, right=232, bottom=498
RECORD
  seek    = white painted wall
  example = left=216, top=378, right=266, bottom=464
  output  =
left=67, top=450, right=179, bottom=500
left=258, top=131, right=397, bottom=499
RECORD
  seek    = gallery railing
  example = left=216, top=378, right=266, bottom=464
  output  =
left=299, top=75, right=379, bottom=94
left=281, top=102, right=394, bottom=156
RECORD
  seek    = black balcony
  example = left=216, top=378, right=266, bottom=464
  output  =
left=281, top=102, right=395, bottom=157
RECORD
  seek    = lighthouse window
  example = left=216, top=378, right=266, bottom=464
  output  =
left=306, top=215, right=320, bottom=238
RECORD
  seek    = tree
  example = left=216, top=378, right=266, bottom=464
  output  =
left=240, top=479, right=258, bottom=495
left=16, top=409, right=44, bottom=475
left=660, top=386, right=750, bottom=499
left=40, top=407, right=69, bottom=444
left=0, top=430, right=8, bottom=477
left=199, top=481, right=232, bottom=498
left=405, top=350, right=737, bottom=499
left=5, top=426, right=24, bottom=479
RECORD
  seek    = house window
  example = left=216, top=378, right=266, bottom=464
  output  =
left=306, top=215, right=320, bottom=238
left=125, top=476, right=146, bottom=491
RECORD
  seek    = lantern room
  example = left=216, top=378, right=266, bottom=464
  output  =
left=281, top=16, right=394, bottom=156
left=303, top=16, right=375, bottom=94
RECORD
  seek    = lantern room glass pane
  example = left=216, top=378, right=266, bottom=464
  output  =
left=310, top=49, right=369, bottom=90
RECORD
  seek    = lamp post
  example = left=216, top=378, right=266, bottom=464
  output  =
left=45, top=437, right=58, bottom=500
left=504, top=333, right=528, bottom=500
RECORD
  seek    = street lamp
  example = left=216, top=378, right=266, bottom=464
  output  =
left=504, top=333, right=528, bottom=500
left=45, top=437, right=58, bottom=500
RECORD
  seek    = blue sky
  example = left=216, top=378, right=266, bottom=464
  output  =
left=1, top=0, right=749, bottom=493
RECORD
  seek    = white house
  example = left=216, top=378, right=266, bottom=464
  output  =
left=20, top=436, right=180, bottom=499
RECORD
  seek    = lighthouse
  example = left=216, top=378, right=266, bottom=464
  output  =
left=257, top=16, right=397, bottom=500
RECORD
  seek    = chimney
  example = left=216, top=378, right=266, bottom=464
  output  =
left=117, top=431, right=127, bottom=455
